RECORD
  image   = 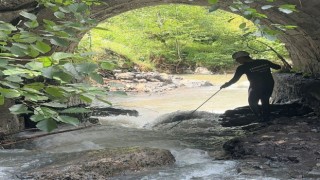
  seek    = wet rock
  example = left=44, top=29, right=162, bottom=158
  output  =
left=194, top=67, right=212, bottom=75
left=115, top=72, right=135, bottom=80
left=105, top=71, right=212, bottom=93
left=91, top=107, right=139, bottom=117
left=305, top=166, right=320, bottom=179
left=220, top=103, right=313, bottom=127
left=221, top=106, right=320, bottom=178
left=272, top=73, right=320, bottom=115
left=0, top=130, right=4, bottom=141
left=287, top=156, right=299, bottom=163
left=25, top=147, right=175, bottom=179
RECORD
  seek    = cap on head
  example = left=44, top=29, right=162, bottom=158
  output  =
left=232, top=51, right=250, bottom=59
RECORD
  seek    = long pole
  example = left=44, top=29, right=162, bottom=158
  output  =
left=169, top=89, right=221, bottom=130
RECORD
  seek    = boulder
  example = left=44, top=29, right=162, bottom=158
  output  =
left=22, top=147, right=175, bottom=179
left=194, top=67, right=212, bottom=75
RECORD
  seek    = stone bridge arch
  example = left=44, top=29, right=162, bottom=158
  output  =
left=91, top=0, right=320, bottom=77
left=1, top=0, right=320, bottom=76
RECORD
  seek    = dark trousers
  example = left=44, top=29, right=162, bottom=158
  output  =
left=248, top=83, right=274, bottom=121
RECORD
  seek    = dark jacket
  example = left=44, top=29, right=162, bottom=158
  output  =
left=225, top=59, right=281, bottom=89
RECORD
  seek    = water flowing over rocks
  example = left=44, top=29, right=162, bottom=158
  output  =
left=152, top=103, right=320, bottom=179
left=104, top=71, right=212, bottom=93
left=150, top=110, right=244, bottom=158
left=20, top=147, right=175, bottom=179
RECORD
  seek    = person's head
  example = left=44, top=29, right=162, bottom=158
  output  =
left=232, top=51, right=252, bottom=64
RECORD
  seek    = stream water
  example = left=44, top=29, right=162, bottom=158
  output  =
left=0, top=75, right=280, bottom=179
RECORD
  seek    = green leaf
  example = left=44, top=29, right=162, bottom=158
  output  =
left=32, top=41, right=51, bottom=54
left=0, top=21, right=17, bottom=31
left=56, top=115, right=79, bottom=126
left=5, top=75, right=23, bottom=83
left=41, top=66, right=55, bottom=78
left=23, top=92, right=48, bottom=102
left=30, top=114, right=47, bottom=122
left=27, top=47, right=40, bottom=58
left=45, top=86, right=65, bottom=98
left=0, top=81, right=20, bottom=89
left=63, top=63, right=81, bottom=80
left=37, top=56, right=53, bottom=67
left=24, top=20, right=39, bottom=28
left=261, top=5, right=273, bottom=10
left=0, top=31, right=8, bottom=40
left=24, top=82, right=45, bottom=91
left=278, top=4, right=297, bottom=14
left=25, top=61, right=43, bottom=71
left=76, top=63, right=98, bottom=74
left=0, top=95, right=4, bottom=105
left=3, top=68, right=31, bottom=76
left=0, top=59, right=9, bottom=67
left=244, top=0, right=253, bottom=3
left=53, top=71, right=73, bottom=83
left=43, top=19, right=56, bottom=27
left=9, top=104, right=31, bottom=114
left=19, top=11, right=37, bottom=21
left=208, top=0, right=219, bottom=5
left=60, top=107, right=92, bottom=113
left=68, top=3, right=88, bottom=13
left=50, top=37, right=69, bottom=47
left=9, top=45, right=27, bottom=56
left=0, top=88, right=21, bottom=98
left=282, top=25, right=297, bottom=30
left=41, top=102, right=68, bottom=108
left=89, top=72, right=104, bottom=84
left=52, top=52, right=74, bottom=61
left=59, top=6, right=71, bottom=13
left=79, top=94, right=92, bottom=103
left=22, top=88, right=43, bottom=96
left=36, top=119, right=57, bottom=132
left=34, top=107, right=58, bottom=117
left=12, top=43, right=28, bottom=50
left=15, top=31, right=39, bottom=43
left=54, top=11, right=65, bottom=19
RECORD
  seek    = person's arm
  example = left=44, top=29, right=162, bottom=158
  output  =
left=268, top=61, right=281, bottom=70
left=220, top=66, right=244, bottom=89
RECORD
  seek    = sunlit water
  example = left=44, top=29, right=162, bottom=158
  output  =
left=0, top=75, right=279, bottom=180
left=97, top=83, right=249, bottom=129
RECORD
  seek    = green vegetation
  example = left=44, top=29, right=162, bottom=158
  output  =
left=0, top=0, right=111, bottom=132
left=79, top=5, right=289, bottom=73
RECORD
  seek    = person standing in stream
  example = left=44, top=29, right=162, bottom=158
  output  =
left=220, top=51, right=282, bottom=122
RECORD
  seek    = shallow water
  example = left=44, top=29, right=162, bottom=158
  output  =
left=97, top=84, right=249, bottom=129
left=0, top=75, right=280, bottom=179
